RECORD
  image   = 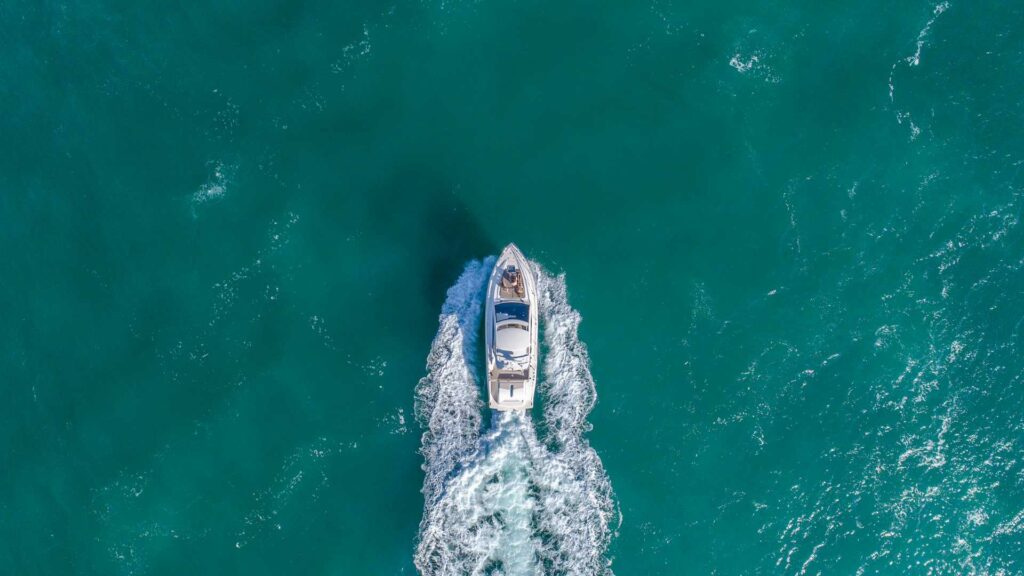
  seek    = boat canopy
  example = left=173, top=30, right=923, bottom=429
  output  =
left=496, top=322, right=530, bottom=354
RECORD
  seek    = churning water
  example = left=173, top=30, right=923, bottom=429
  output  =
left=415, top=260, right=618, bottom=576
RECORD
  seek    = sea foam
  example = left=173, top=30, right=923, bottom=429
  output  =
left=415, top=260, right=618, bottom=576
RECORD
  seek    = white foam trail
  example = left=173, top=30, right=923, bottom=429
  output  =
left=415, top=260, right=618, bottom=576
left=415, top=257, right=494, bottom=509
left=533, top=267, right=619, bottom=573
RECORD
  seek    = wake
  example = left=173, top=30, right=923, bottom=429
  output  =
left=414, top=259, right=618, bottom=576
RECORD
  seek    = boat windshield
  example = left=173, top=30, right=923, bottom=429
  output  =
left=495, top=302, right=529, bottom=322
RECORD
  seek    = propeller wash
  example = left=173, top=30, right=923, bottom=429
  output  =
left=414, top=258, right=619, bottom=576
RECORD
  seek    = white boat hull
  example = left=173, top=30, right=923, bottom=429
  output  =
left=485, top=244, right=538, bottom=411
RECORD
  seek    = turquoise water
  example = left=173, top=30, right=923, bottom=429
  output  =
left=4, top=0, right=1024, bottom=574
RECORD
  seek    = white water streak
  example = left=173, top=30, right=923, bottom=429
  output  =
left=415, top=258, right=493, bottom=510
left=888, top=2, right=951, bottom=140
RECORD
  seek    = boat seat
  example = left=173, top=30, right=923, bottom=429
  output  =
left=499, top=267, right=526, bottom=299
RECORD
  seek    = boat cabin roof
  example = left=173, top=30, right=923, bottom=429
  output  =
left=495, top=321, right=530, bottom=355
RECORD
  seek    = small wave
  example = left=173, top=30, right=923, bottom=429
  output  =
left=906, top=2, right=951, bottom=68
left=208, top=212, right=299, bottom=326
left=728, top=51, right=780, bottom=83
left=190, top=162, right=232, bottom=214
left=888, top=2, right=952, bottom=140
left=729, top=53, right=759, bottom=73
left=414, top=260, right=618, bottom=576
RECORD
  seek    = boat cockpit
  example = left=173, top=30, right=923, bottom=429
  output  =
left=499, top=266, right=526, bottom=299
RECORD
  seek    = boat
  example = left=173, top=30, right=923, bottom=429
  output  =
left=485, top=243, right=539, bottom=411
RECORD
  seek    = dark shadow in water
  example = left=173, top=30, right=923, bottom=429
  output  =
left=371, top=164, right=497, bottom=442
left=357, top=165, right=499, bottom=574
left=363, top=162, right=497, bottom=323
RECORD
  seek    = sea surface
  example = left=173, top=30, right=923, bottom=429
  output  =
left=3, top=1, right=1024, bottom=574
